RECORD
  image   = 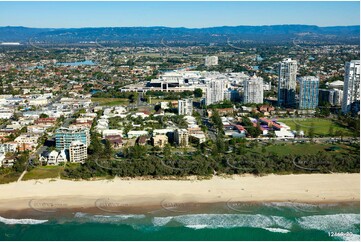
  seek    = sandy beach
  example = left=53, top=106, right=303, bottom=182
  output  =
left=0, top=173, right=359, bottom=213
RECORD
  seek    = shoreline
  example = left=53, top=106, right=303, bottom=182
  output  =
left=0, top=173, right=359, bottom=215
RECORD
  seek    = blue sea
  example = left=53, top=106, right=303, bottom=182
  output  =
left=0, top=202, right=359, bottom=241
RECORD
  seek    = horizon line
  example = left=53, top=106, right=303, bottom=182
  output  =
left=1, top=24, right=360, bottom=29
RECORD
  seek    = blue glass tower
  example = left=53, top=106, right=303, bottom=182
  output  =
left=298, top=76, right=319, bottom=110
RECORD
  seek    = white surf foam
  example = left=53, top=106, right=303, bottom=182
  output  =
left=74, top=212, right=145, bottom=223
left=0, top=216, right=48, bottom=225
left=335, top=233, right=361, bottom=241
left=263, top=228, right=290, bottom=233
left=297, top=213, right=360, bottom=233
left=185, top=224, right=208, bottom=230
left=152, top=214, right=293, bottom=230
left=152, top=216, right=174, bottom=227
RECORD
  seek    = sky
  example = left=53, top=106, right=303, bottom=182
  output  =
left=0, top=1, right=359, bottom=28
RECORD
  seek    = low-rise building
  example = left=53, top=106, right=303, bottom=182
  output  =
left=127, top=130, right=148, bottom=139
left=45, top=149, right=68, bottom=165
left=47, top=150, right=59, bottom=165
left=0, top=142, right=18, bottom=153
left=152, top=135, right=168, bottom=148
left=14, top=134, right=40, bottom=151
left=189, top=133, right=206, bottom=144
left=102, top=129, right=123, bottom=138
left=27, top=125, right=47, bottom=134
left=104, top=135, right=123, bottom=148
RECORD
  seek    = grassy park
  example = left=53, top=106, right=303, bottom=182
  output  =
left=251, top=142, right=353, bottom=156
left=91, top=98, right=129, bottom=106
left=277, top=118, right=352, bottom=136
left=23, top=166, right=64, bottom=181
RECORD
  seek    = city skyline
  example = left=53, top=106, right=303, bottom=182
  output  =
left=0, top=1, right=359, bottom=28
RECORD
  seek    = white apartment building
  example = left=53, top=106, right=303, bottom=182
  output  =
left=0, top=142, right=18, bottom=153
left=342, top=60, right=360, bottom=113
left=178, top=98, right=193, bottom=116
left=28, top=97, right=49, bottom=106
left=14, top=134, right=40, bottom=144
left=278, top=58, right=297, bottom=107
left=205, top=56, right=218, bottom=67
left=243, top=75, right=264, bottom=104
left=69, top=141, right=87, bottom=163
left=205, top=79, right=226, bottom=105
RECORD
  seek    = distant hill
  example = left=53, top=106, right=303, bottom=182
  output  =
left=0, top=25, right=359, bottom=45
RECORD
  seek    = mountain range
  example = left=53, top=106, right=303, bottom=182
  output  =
left=0, top=25, right=359, bottom=45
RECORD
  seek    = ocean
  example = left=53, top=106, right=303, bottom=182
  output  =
left=0, top=202, right=359, bottom=241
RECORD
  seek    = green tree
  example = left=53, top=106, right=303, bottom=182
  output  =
left=103, top=139, right=112, bottom=159
left=88, top=132, right=103, bottom=157
left=163, top=144, right=171, bottom=158
left=129, top=93, right=138, bottom=103
left=211, top=110, right=223, bottom=132
left=328, top=125, right=334, bottom=137
left=335, top=130, right=345, bottom=141
left=39, top=113, right=49, bottom=118
left=13, top=153, right=29, bottom=173
left=193, top=88, right=203, bottom=98
left=295, top=124, right=301, bottom=136
left=308, top=123, right=315, bottom=139
left=247, top=126, right=262, bottom=138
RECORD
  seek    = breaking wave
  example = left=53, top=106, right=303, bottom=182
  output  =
left=152, top=214, right=293, bottom=230
left=0, top=216, right=48, bottom=225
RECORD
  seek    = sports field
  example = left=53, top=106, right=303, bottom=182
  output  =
left=277, top=118, right=352, bottom=136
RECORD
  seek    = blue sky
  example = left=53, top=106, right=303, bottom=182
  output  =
left=0, top=1, right=359, bottom=28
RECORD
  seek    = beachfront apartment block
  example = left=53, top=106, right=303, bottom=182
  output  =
left=69, top=141, right=87, bottom=163
left=243, top=74, right=264, bottom=104
left=178, top=98, right=193, bottom=116
left=298, top=76, right=319, bottom=110
left=278, top=58, right=297, bottom=108
left=55, top=127, right=90, bottom=150
left=342, top=60, right=360, bottom=114
left=174, top=129, right=189, bottom=147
